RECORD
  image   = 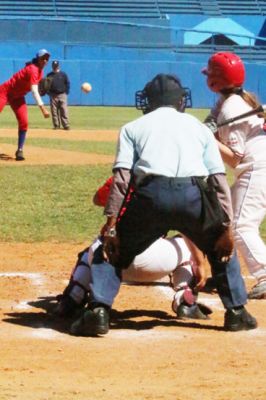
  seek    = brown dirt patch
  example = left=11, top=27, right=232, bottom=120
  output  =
left=0, top=128, right=117, bottom=165
left=0, top=130, right=266, bottom=400
left=0, top=143, right=114, bottom=165
left=0, top=128, right=119, bottom=142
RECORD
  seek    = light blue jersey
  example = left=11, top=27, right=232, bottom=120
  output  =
left=114, top=107, right=225, bottom=184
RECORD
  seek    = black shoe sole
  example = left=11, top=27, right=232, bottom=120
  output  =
left=224, top=318, right=258, bottom=332
left=224, top=322, right=258, bottom=332
left=70, top=322, right=109, bottom=337
left=70, top=309, right=109, bottom=336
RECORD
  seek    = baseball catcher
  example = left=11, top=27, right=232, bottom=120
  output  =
left=53, top=177, right=212, bottom=323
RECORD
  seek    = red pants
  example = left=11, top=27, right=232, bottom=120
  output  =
left=0, top=87, right=28, bottom=131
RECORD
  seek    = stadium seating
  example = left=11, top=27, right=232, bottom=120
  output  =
left=0, top=0, right=55, bottom=16
left=215, top=0, right=264, bottom=15
left=157, top=1, right=203, bottom=15
left=258, top=0, right=266, bottom=13
left=0, top=0, right=204, bottom=18
left=0, top=0, right=265, bottom=107
left=175, top=44, right=266, bottom=62
left=55, top=0, right=160, bottom=19
left=0, top=0, right=265, bottom=18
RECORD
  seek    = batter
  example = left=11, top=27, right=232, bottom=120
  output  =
left=203, top=51, right=266, bottom=299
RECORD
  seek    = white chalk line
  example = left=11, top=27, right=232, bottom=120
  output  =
left=0, top=272, right=45, bottom=286
left=109, top=326, right=266, bottom=340
left=0, top=272, right=264, bottom=340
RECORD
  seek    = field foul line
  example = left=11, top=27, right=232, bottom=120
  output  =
left=1, top=272, right=264, bottom=340
left=0, top=272, right=254, bottom=315
left=0, top=272, right=45, bottom=286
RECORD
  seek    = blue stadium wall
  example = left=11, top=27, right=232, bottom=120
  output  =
left=0, top=16, right=266, bottom=108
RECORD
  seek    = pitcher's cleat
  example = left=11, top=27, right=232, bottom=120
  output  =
left=15, top=149, right=25, bottom=161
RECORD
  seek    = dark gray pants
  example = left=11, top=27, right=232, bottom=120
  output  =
left=90, top=176, right=247, bottom=309
left=50, top=93, right=69, bottom=129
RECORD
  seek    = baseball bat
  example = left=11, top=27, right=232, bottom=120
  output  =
left=217, top=104, right=266, bottom=127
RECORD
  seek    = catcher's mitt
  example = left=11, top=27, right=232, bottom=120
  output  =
left=38, top=76, right=53, bottom=96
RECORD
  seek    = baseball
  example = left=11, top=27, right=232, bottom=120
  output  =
left=81, top=82, right=92, bottom=93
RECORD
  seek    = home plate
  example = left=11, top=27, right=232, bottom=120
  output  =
left=15, top=300, right=33, bottom=310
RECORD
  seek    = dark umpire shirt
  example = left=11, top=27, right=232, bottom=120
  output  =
left=47, top=71, right=70, bottom=95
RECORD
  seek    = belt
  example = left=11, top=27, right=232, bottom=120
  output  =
left=138, top=175, right=203, bottom=187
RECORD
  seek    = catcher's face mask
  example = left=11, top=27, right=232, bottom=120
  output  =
left=135, top=73, right=192, bottom=114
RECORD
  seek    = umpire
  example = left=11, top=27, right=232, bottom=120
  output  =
left=47, top=60, right=70, bottom=130
left=70, top=73, right=257, bottom=336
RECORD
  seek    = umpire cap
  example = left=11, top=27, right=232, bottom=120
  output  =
left=136, top=73, right=187, bottom=114
left=52, top=60, right=59, bottom=68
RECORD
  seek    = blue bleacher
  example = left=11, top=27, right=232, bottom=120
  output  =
left=0, top=0, right=266, bottom=18
left=215, top=0, right=265, bottom=15
left=54, top=0, right=158, bottom=19
left=0, top=0, right=266, bottom=107
left=0, top=0, right=55, bottom=16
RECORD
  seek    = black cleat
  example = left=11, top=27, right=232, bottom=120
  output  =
left=224, top=307, right=258, bottom=332
left=15, top=149, right=25, bottom=161
left=70, top=307, right=109, bottom=336
left=53, top=295, right=83, bottom=318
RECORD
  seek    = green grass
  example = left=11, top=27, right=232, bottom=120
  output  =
left=0, top=165, right=110, bottom=242
left=0, top=105, right=209, bottom=130
left=0, top=106, right=265, bottom=243
left=0, top=105, right=143, bottom=130
left=0, top=137, right=116, bottom=155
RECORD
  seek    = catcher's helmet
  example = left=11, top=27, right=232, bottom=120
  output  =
left=202, top=52, right=245, bottom=93
left=135, top=73, right=191, bottom=114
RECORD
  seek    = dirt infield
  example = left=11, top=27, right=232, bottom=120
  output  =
left=0, top=129, right=266, bottom=400
left=0, top=128, right=118, bottom=165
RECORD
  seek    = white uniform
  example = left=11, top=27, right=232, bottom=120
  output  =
left=68, top=235, right=196, bottom=312
left=215, top=94, right=266, bottom=282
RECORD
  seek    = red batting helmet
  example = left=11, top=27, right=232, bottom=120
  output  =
left=202, top=52, right=245, bottom=93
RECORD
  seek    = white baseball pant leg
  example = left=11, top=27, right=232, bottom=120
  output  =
left=232, top=169, right=266, bottom=281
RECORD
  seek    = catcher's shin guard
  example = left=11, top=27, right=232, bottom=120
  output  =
left=66, top=247, right=92, bottom=304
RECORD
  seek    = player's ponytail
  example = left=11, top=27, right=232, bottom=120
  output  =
left=25, top=57, right=38, bottom=66
left=241, top=90, right=265, bottom=119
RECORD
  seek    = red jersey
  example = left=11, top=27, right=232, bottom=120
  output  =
left=3, top=64, right=43, bottom=99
